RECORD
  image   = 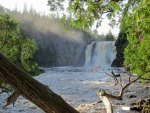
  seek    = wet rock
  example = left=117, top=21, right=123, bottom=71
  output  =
left=129, top=95, right=137, bottom=98
left=115, top=102, right=126, bottom=105
left=18, top=109, right=25, bottom=112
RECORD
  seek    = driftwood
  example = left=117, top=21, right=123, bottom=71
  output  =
left=131, top=97, right=150, bottom=113
left=0, top=53, right=79, bottom=113
left=105, top=71, right=121, bottom=85
left=97, top=73, right=142, bottom=113
left=96, top=89, right=113, bottom=113
left=99, top=76, right=141, bottom=100
left=125, top=68, right=150, bottom=82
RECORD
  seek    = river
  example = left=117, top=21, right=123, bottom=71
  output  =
left=0, top=41, right=122, bottom=113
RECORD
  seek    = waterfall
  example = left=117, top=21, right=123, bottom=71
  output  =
left=84, top=41, right=116, bottom=68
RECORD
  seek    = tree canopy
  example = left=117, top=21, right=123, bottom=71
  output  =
left=48, top=0, right=138, bottom=30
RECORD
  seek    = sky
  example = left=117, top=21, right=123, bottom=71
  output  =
left=0, top=0, right=120, bottom=36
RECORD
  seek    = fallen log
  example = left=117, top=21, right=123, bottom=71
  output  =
left=0, top=53, right=79, bottom=113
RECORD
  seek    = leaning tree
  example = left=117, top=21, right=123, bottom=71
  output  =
left=0, top=53, right=79, bottom=113
left=0, top=0, right=149, bottom=113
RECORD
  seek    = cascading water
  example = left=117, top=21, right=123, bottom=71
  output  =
left=84, top=41, right=116, bottom=68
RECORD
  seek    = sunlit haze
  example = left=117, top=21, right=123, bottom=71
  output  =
left=0, top=0, right=120, bottom=36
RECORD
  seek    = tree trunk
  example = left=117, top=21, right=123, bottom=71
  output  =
left=0, top=53, right=79, bottom=113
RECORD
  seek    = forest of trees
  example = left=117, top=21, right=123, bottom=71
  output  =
left=0, top=5, right=115, bottom=67
left=0, top=0, right=149, bottom=113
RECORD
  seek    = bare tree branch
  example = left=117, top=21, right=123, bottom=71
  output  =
left=3, top=91, right=21, bottom=109
left=97, top=75, right=142, bottom=100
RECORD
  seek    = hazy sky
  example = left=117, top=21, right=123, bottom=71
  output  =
left=0, top=0, right=119, bottom=35
left=0, top=0, right=50, bottom=15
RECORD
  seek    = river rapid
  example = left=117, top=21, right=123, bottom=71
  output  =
left=0, top=41, right=120, bottom=113
left=0, top=66, right=125, bottom=113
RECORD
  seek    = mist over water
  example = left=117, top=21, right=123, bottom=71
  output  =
left=84, top=41, right=116, bottom=68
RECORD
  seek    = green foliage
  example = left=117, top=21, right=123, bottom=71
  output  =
left=0, top=14, right=38, bottom=74
left=48, top=0, right=122, bottom=30
left=48, top=0, right=150, bottom=79
left=20, top=38, right=38, bottom=73
left=0, top=14, right=19, bottom=61
left=123, top=0, right=150, bottom=79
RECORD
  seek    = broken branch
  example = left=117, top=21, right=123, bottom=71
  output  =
left=3, top=91, right=21, bottom=108
left=97, top=75, right=142, bottom=100
left=96, top=89, right=113, bottom=113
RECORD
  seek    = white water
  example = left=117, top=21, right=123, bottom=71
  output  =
left=0, top=66, right=123, bottom=113
left=0, top=41, right=119, bottom=113
left=85, top=41, right=116, bottom=68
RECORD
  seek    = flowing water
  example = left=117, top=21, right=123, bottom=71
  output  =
left=85, top=41, right=116, bottom=68
left=0, top=41, right=121, bottom=113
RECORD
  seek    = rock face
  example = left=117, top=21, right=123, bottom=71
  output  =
left=20, top=21, right=92, bottom=67
left=111, top=31, right=128, bottom=67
